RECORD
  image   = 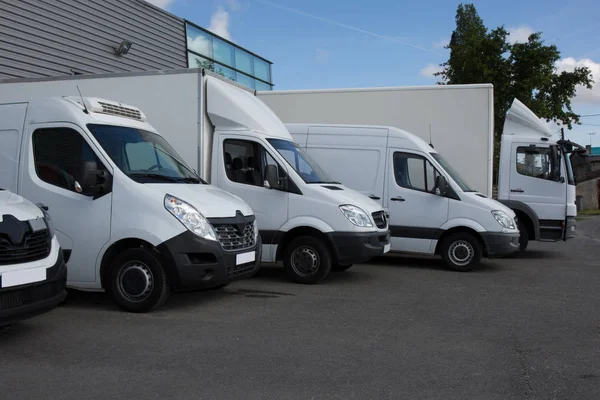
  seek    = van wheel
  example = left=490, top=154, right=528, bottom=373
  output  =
left=283, top=236, right=332, bottom=284
left=440, top=232, right=482, bottom=272
left=332, top=263, right=353, bottom=272
left=107, top=248, right=170, bottom=313
left=517, top=221, right=529, bottom=253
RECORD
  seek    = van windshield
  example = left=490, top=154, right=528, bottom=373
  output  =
left=430, top=153, right=474, bottom=192
left=267, top=139, right=337, bottom=184
left=87, top=124, right=204, bottom=184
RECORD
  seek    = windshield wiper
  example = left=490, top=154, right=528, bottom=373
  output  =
left=308, top=181, right=341, bottom=184
left=129, top=173, right=182, bottom=182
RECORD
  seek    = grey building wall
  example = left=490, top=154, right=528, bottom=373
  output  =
left=0, top=0, right=187, bottom=79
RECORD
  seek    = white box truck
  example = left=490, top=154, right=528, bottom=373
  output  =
left=0, top=69, right=390, bottom=294
left=0, top=190, right=67, bottom=325
left=257, top=86, right=577, bottom=253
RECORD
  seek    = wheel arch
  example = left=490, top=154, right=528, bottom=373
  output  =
left=275, top=226, right=336, bottom=262
left=435, top=226, right=487, bottom=256
left=497, top=200, right=539, bottom=240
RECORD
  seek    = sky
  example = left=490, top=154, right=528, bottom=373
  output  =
left=148, top=0, right=600, bottom=147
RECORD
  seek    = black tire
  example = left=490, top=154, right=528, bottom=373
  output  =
left=283, top=236, right=332, bottom=284
left=106, top=248, right=170, bottom=313
left=517, top=220, right=529, bottom=253
left=331, top=263, right=353, bottom=272
left=440, top=232, right=482, bottom=272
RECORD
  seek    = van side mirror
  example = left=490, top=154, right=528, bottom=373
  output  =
left=264, top=165, right=285, bottom=190
left=434, top=175, right=449, bottom=196
left=81, top=161, right=112, bottom=199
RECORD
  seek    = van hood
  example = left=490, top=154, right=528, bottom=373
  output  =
left=0, top=190, right=44, bottom=222
left=463, top=191, right=516, bottom=217
left=146, top=184, right=254, bottom=218
left=308, top=183, right=384, bottom=214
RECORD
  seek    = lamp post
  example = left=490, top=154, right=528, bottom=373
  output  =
left=586, top=132, right=596, bottom=147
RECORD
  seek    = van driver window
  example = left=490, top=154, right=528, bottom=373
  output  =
left=393, top=152, right=439, bottom=193
left=32, top=128, right=104, bottom=194
left=223, top=139, right=263, bottom=186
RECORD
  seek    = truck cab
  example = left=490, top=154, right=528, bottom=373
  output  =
left=205, top=77, right=391, bottom=283
left=0, top=96, right=261, bottom=312
left=286, top=123, right=521, bottom=271
left=497, top=99, right=577, bottom=251
left=0, top=190, right=67, bottom=326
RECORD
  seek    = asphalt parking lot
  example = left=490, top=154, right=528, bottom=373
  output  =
left=2, top=218, right=600, bottom=400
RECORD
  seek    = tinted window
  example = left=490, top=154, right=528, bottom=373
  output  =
left=393, top=152, right=440, bottom=193
left=32, top=128, right=105, bottom=194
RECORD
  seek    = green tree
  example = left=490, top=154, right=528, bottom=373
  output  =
left=435, top=3, right=593, bottom=184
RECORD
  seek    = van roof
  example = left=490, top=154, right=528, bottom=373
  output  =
left=285, top=123, right=437, bottom=154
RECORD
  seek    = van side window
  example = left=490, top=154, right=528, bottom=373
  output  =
left=516, top=147, right=557, bottom=181
left=393, top=152, right=440, bottom=193
left=32, top=128, right=105, bottom=194
left=223, top=139, right=286, bottom=187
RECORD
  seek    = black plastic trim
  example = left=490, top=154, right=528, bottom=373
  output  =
left=390, top=225, right=444, bottom=240
left=480, top=232, right=520, bottom=257
left=326, top=231, right=390, bottom=264
left=259, top=230, right=284, bottom=245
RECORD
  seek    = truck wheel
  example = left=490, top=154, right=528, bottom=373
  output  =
left=332, top=263, right=353, bottom=272
left=517, top=221, right=529, bottom=253
left=107, top=248, right=170, bottom=313
left=440, top=232, right=482, bottom=272
left=283, top=236, right=332, bottom=284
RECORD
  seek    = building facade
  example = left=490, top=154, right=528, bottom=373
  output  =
left=0, top=0, right=273, bottom=90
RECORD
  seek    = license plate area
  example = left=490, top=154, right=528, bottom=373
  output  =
left=1, top=267, right=46, bottom=288
left=236, top=251, right=256, bottom=265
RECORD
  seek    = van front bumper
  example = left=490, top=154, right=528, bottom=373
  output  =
left=157, top=231, right=261, bottom=292
left=326, top=230, right=391, bottom=265
left=0, top=252, right=67, bottom=326
left=564, top=216, right=576, bottom=240
left=481, top=232, right=520, bottom=257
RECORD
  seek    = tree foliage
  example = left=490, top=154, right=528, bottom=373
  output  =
left=435, top=4, right=593, bottom=182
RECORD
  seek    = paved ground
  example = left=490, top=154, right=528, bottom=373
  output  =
left=2, top=218, right=600, bottom=400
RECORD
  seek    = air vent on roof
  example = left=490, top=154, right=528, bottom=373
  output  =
left=97, top=101, right=143, bottom=120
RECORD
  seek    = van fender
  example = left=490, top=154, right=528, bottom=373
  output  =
left=497, top=199, right=540, bottom=240
left=279, top=216, right=334, bottom=234
left=439, top=218, right=487, bottom=233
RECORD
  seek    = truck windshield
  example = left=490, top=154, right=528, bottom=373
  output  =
left=267, top=139, right=337, bottom=184
left=430, top=153, right=475, bottom=192
left=87, top=124, right=204, bottom=184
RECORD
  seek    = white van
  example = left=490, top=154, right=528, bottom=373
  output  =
left=0, top=96, right=261, bottom=312
left=286, top=123, right=521, bottom=271
left=0, top=189, right=67, bottom=325
left=0, top=69, right=391, bottom=285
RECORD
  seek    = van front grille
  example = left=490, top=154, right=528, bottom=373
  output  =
left=0, top=228, right=51, bottom=266
left=0, top=279, right=64, bottom=311
left=372, top=211, right=388, bottom=229
left=212, top=223, right=256, bottom=251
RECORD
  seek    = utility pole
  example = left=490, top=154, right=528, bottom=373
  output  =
left=560, top=128, right=564, bottom=141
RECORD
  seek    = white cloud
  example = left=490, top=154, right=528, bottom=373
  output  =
left=420, top=63, right=443, bottom=78
left=144, top=0, right=174, bottom=9
left=187, top=34, right=211, bottom=56
left=227, top=0, right=241, bottom=11
left=315, top=48, right=329, bottom=64
left=555, top=57, right=600, bottom=104
left=209, top=6, right=232, bottom=40
left=508, top=26, right=534, bottom=44
left=433, top=37, right=449, bottom=49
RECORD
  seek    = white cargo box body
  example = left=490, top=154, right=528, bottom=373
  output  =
left=257, top=84, right=494, bottom=196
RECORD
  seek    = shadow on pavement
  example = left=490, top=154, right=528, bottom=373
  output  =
left=369, top=254, right=503, bottom=273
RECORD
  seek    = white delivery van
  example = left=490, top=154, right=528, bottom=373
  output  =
left=0, top=95, right=261, bottom=313
left=258, top=86, right=578, bottom=252
left=286, top=123, right=520, bottom=271
left=0, top=69, right=390, bottom=287
left=0, top=189, right=67, bottom=325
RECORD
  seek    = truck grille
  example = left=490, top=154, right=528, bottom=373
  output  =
left=372, top=211, right=388, bottom=229
left=212, top=223, right=256, bottom=251
left=0, top=229, right=51, bottom=265
left=0, top=279, right=64, bottom=311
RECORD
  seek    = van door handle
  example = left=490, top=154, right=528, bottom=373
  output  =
left=390, top=196, right=405, bottom=202
left=511, top=189, right=524, bottom=193
left=368, top=194, right=381, bottom=200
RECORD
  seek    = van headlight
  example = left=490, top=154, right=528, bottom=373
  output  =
left=492, top=210, right=515, bottom=229
left=253, top=219, right=259, bottom=242
left=339, top=205, right=373, bottom=227
left=164, top=194, right=217, bottom=241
